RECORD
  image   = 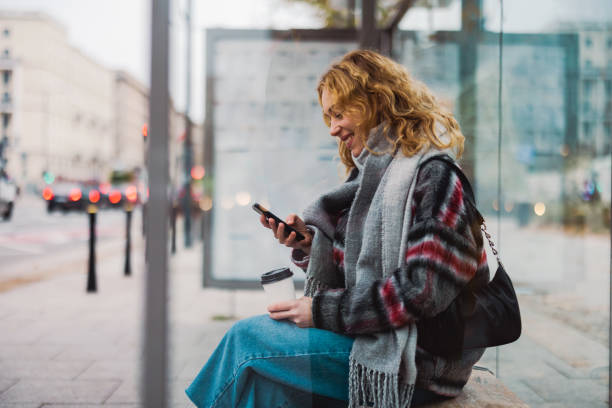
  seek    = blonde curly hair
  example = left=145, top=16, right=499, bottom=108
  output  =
left=317, top=49, right=464, bottom=170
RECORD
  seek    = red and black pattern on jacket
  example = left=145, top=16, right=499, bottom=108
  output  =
left=310, top=160, right=490, bottom=335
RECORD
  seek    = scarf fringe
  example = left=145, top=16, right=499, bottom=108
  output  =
left=303, top=276, right=329, bottom=297
left=348, top=359, right=414, bottom=408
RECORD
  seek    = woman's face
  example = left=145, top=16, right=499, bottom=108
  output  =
left=321, top=88, right=365, bottom=157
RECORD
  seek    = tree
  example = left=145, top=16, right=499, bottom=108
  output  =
left=283, top=0, right=454, bottom=28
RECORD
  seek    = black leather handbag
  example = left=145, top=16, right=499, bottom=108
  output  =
left=416, top=155, right=522, bottom=359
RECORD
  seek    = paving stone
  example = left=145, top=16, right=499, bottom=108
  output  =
left=536, top=404, right=608, bottom=408
left=0, top=360, right=93, bottom=380
left=0, top=379, right=120, bottom=404
left=0, top=344, right=65, bottom=361
left=0, top=321, right=47, bottom=344
left=0, top=403, right=41, bottom=408
left=104, top=380, right=194, bottom=405
left=51, top=345, right=139, bottom=361
left=104, top=380, right=139, bottom=404
left=41, top=405, right=140, bottom=407
left=522, top=306, right=608, bottom=370
left=502, top=379, right=546, bottom=406
left=425, top=370, right=528, bottom=407
left=0, top=379, right=17, bottom=394
left=524, top=376, right=608, bottom=405
left=75, top=360, right=139, bottom=381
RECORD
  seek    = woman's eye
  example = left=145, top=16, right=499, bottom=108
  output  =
left=334, top=113, right=342, bottom=119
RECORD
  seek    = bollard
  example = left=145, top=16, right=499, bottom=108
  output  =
left=142, top=202, right=146, bottom=237
left=125, top=203, right=133, bottom=276
left=86, top=204, right=98, bottom=293
left=171, top=204, right=177, bottom=254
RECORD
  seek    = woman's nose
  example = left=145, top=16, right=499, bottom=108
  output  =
left=329, top=123, right=341, bottom=137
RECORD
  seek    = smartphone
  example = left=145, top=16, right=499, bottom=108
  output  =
left=252, top=203, right=305, bottom=241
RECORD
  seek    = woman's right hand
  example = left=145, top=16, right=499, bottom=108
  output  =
left=259, top=213, right=312, bottom=255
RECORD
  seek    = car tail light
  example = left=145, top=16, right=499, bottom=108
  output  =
left=89, top=189, right=100, bottom=203
left=126, top=185, right=138, bottom=203
left=109, top=190, right=122, bottom=204
left=69, top=188, right=82, bottom=202
left=42, top=187, right=54, bottom=201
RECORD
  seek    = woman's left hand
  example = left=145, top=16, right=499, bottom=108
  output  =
left=267, top=297, right=313, bottom=328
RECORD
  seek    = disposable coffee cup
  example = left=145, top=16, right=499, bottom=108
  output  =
left=261, top=267, right=296, bottom=304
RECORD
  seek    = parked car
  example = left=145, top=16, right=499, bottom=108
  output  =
left=0, top=170, right=18, bottom=220
left=42, top=180, right=102, bottom=213
left=104, top=169, right=142, bottom=209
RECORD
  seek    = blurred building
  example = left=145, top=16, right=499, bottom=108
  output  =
left=0, top=11, right=203, bottom=191
left=0, top=12, right=115, bottom=189
left=114, top=70, right=149, bottom=175
left=573, top=23, right=612, bottom=157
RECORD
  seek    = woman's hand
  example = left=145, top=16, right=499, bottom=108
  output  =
left=267, top=297, right=314, bottom=328
left=259, top=213, right=312, bottom=255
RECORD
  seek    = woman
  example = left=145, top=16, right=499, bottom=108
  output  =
left=186, top=50, right=490, bottom=408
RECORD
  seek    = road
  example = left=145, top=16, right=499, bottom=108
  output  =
left=0, top=193, right=142, bottom=291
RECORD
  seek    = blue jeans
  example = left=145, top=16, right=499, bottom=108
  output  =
left=186, top=315, right=445, bottom=408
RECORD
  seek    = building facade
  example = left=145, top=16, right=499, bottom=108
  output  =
left=0, top=12, right=115, bottom=188
left=0, top=12, right=203, bottom=192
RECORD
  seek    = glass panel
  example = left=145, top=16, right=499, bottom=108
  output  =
left=207, top=35, right=356, bottom=283
left=400, top=1, right=611, bottom=406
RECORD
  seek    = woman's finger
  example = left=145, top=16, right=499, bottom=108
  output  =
left=259, top=214, right=271, bottom=229
left=284, top=231, right=296, bottom=247
left=268, top=300, right=296, bottom=312
left=276, top=222, right=286, bottom=243
left=268, top=218, right=278, bottom=236
left=268, top=310, right=295, bottom=320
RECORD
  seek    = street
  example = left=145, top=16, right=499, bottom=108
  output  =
left=0, top=193, right=139, bottom=292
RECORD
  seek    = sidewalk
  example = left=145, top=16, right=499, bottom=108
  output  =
left=0, top=239, right=608, bottom=407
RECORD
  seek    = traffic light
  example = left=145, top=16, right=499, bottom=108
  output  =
left=43, top=171, right=55, bottom=184
left=142, top=124, right=148, bottom=139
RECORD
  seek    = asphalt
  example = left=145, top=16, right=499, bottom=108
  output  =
left=0, top=228, right=609, bottom=407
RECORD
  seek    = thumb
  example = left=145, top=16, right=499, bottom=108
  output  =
left=286, top=214, right=297, bottom=225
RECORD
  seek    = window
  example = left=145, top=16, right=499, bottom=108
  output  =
left=608, top=38, right=612, bottom=49
left=585, top=36, right=592, bottom=47
left=583, top=99, right=591, bottom=113
left=606, top=80, right=612, bottom=99
left=2, top=49, right=9, bottom=58
left=2, top=71, right=10, bottom=86
left=2, top=114, right=10, bottom=129
left=583, top=122, right=592, bottom=141
left=2, top=92, right=9, bottom=103
left=583, top=79, right=594, bottom=98
left=2, top=28, right=8, bottom=38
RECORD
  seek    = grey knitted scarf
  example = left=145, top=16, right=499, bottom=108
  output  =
left=303, top=124, right=452, bottom=408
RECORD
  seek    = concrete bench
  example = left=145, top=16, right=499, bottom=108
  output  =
left=424, top=367, right=528, bottom=407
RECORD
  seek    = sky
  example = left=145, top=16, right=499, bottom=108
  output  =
left=0, top=0, right=610, bottom=123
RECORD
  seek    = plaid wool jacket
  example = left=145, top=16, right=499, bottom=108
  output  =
left=292, top=159, right=491, bottom=396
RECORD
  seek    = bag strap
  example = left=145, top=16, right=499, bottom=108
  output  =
left=418, top=154, right=502, bottom=264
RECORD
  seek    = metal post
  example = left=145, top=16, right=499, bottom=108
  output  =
left=171, top=204, right=177, bottom=254
left=86, top=207, right=97, bottom=293
left=182, top=0, right=193, bottom=248
left=124, top=206, right=133, bottom=276
left=202, top=31, right=216, bottom=286
left=360, top=0, right=379, bottom=50
left=458, top=0, right=482, bottom=182
left=348, top=0, right=356, bottom=27
left=143, top=0, right=170, bottom=406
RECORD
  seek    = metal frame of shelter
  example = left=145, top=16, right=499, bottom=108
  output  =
left=200, top=28, right=579, bottom=291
